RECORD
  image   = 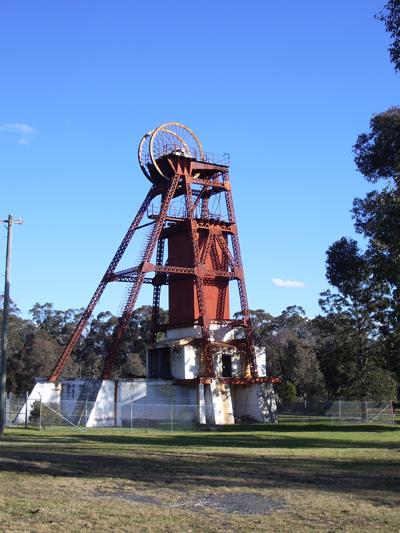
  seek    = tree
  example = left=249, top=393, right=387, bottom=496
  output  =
left=114, top=305, right=167, bottom=378
left=353, top=107, right=400, bottom=183
left=315, top=294, right=397, bottom=400
left=7, top=329, right=79, bottom=393
left=263, top=306, right=327, bottom=400
left=74, top=305, right=167, bottom=379
left=3, top=298, right=166, bottom=389
left=27, top=303, right=167, bottom=379
left=351, top=107, right=400, bottom=381
left=320, top=108, right=400, bottom=391
left=1, top=299, right=78, bottom=392
left=266, top=332, right=327, bottom=401
left=316, top=237, right=397, bottom=399
left=378, top=0, right=400, bottom=72
left=119, top=353, right=146, bottom=378
left=324, top=237, right=390, bottom=328
left=267, top=305, right=312, bottom=340
left=233, top=308, right=274, bottom=345
left=75, top=311, right=117, bottom=378
left=30, top=303, right=84, bottom=346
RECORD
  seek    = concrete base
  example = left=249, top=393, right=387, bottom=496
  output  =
left=202, top=381, right=234, bottom=425
left=15, top=378, right=277, bottom=427
left=232, top=382, right=278, bottom=423
left=13, top=380, right=61, bottom=424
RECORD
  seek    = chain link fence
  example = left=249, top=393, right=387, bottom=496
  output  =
left=5, top=395, right=203, bottom=431
left=277, top=400, right=396, bottom=425
left=6, top=395, right=209, bottom=431
left=4, top=394, right=397, bottom=430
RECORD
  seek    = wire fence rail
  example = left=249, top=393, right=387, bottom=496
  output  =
left=6, top=395, right=203, bottom=431
left=277, top=400, right=396, bottom=425
left=4, top=395, right=397, bottom=431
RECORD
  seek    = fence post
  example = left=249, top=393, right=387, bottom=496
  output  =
left=130, top=398, right=133, bottom=431
left=170, top=400, right=173, bottom=433
left=4, top=393, right=8, bottom=429
left=85, top=398, right=88, bottom=431
left=25, top=390, right=28, bottom=429
left=39, top=397, right=42, bottom=431
left=338, top=399, right=341, bottom=422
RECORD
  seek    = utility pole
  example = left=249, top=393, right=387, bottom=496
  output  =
left=0, top=215, right=23, bottom=436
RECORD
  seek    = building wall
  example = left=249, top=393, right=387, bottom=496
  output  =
left=60, top=379, right=91, bottom=418
left=170, top=345, right=197, bottom=379
left=256, top=346, right=267, bottom=376
left=15, top=377, right=277, bottom=427
left=86, top=380, right=199, bottom=427
left=14, top=380, right=61, bottom=424
left=232, top=383, right=277, bottom=422
left=208, top=381, right=234, bottom=424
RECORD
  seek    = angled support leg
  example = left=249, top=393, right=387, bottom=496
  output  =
left=101, top=175, right=181, bottom=379
left=48, top=185, right=156, bottom=382
left=225, top=184, right=258, bottom=378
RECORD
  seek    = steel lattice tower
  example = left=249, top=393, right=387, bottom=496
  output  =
left=49, top=123, right=264, bottom=383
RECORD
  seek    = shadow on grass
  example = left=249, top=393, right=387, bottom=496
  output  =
left=1, top=425, right=399, bottom=506
left=218, top=423, right=400, bottom=433
left=1, top=424, right=400, bottom=450
left=0, top=445, right=399, bottom=504
left=73, top=433, right=400, bottom=451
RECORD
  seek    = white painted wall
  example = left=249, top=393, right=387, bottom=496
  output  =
left=13, top=380, right=61, bottom=424
left=210, top=381, right=234, bottom=424
left=117, top=380, right=198, bottom=424
left=197, top=383, right=206, bottom=424
left=86, top=380, right=116, bottom=427
left=60, top=379, right=88, bottom=418
left=166, top=326, right=198, bottom=340
left=209, top=324, right=236, bottom=342
left=17, top=377, right=276, bottom=427
left=256, top=383, right=278, bottom=423
left=232, top=383, right=277, bottom=422
left=159, top=326, right=264, bottom=381
left=213, top=348, right=241, bottom=377
left=166, top=324, right=237, bottom=343
left=256, top=347, right=267, bottom=377
left=170, top=345, right=197, bottom=379
left=183, top=345, right=197, bottom=378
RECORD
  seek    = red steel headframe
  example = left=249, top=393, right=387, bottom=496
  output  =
left=49, top=152, right=258, bottom=381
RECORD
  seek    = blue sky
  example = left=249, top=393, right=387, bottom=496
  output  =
left=0, top=0, right=399, bottom=320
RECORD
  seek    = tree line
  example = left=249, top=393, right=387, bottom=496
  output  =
left=1, top=298, right=398, bottom=401
left=1, top=2, right=400, bottom=401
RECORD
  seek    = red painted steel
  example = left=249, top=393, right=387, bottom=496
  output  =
left=150, top=238, right=165, bottom=343
left=48, top=133, right=259, bottom=382
left=48, top=185, right=157, bottom=382
left=101, top=174, right=181, bottom=379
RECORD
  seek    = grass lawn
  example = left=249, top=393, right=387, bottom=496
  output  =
left=0, top=423, right=399, bottom=532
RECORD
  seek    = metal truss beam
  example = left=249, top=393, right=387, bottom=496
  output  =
left=48, top=185, right=157, bottom=382
left=101, top=174, right=180, bottom=379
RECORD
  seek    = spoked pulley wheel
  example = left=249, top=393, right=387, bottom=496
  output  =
left=138, top=122, right=204, bottom=181
left=137, top=130, right=153, bottom=181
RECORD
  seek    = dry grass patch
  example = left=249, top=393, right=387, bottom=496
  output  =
left=0, top=424, right=399, bottom=531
